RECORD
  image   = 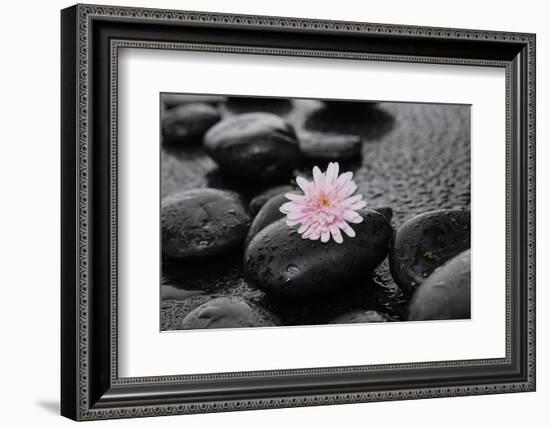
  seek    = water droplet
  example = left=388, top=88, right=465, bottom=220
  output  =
left=286, top=264, right=300, bottom=275
left=197, top=240, right=211, bottom=248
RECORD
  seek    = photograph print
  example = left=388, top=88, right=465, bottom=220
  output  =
left=160, top=93, right=471, bottom=331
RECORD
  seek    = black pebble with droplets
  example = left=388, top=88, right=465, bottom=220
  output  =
left=160, top=96, right=470, bottom=331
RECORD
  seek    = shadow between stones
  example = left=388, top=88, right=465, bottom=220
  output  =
left=304, top=103, right=395, bottom=141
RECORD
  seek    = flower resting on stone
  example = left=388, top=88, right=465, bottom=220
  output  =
left=280, top=162, right=367, bottom=244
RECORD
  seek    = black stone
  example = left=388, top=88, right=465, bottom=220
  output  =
left=162, top=94, right=225, bottom=109
left=244, top=209, right=393, bottom=299
left=162, top=103, right=221, bottom=144
left=329, top=310, right=394, bottom=324
left=299, top=132, right=362, bottom=160
left=204, top=112, right=301, bottom=182
left=161, top=188, right=251, bottom=259
left=225, top=97, right=293, bottom=115
left=205, top=169, right=278, bottom=201
left=407, top=249, right=471, bottom=321
left=305, top=103, right=394, bottom=141
left=178, top=296, right=280, bottom=329
left=373, top=206, right=393, bottom=222
left=389, top=209, right=470, bottom=293
left=245, top=192, right=289, bottom=247
left=321, top=100, right=378, bottom=110
left=249, top=185, right=294, bottom=216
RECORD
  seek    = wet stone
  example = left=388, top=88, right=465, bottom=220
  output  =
left=249, top=185, right=294, bottom=216
left=204, top=112, right=301, bottom=182
left=389, top=209, right=470, bottom=294
left=321, top=100, right=378, bottom=111
left=162, top=103, right=221, bottom=144
left=329, top=310, right=395, bottom=324
left=244, top=209, right=393, bottom=299
left=299, top=132, right=362, bottom=160
left=372, top=206, right=393, bottom=222
left=407, top=249, right=471, bottom=321
left=205, top=169, right=278, bottom=201
left=305, top=103, right=394, bottom=141
left=245, top=192, right=290, bottom=247
left=178, top=296, right=281, bottom=329
left=161, top=188, right=251, bottom=259
left=225, top=97, right=293, bottom=115
left=162, top=94, right=225, bottom=109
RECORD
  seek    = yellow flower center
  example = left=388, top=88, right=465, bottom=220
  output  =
left=321, top=197, right=331, bottom=207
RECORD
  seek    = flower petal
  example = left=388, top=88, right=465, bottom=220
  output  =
left=337, top=220, right=355, bottom=235
left=285, top=193, right=306, bottom=202
left=340, top=194, right=363, bottom=206
left=312, top=166, right=323, bottom=185
left=326, top=162, right=339, bottom=185
left=343, top=210, right=360, bottom=222
left=348, top=215, right=363, bottom=224
left=298, top=224, right=309, bottom=234
left=348, top=200, right=367, bottom=210
left=309, top=230, right=321, bottom=240
left=302, top=226, right=315, bottom=239
left=296, top=176, right=311, bottom=194
left=280, top=201, right=297, bottom=213
left=340, top=181, right=357, bottom=197
left=335, top=171, right=353, bottom=191
left=329, top=225, right=343, bottom=244
left=287, top=211, right=308, bottom=220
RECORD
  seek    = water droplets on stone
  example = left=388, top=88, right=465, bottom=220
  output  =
left=197, top=239, right=211, bottom=248
left=286, top=264, right=301, bottom=275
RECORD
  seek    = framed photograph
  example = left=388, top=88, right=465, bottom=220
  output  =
left=61, top=4, right=536, bottom=421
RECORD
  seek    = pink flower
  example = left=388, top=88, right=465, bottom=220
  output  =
left=280, top=162, right=367, bottom=244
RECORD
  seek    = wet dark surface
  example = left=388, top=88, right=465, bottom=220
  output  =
left=161, top=188, right=251, bottom=259
left=160, top=95, right=470, bottom=331
left=389, top=209, right=471, bottom=294
left=408, top=249, right=471, bottom=321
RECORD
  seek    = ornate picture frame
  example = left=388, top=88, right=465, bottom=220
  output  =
left=61, top=4, right=536, bottom=421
